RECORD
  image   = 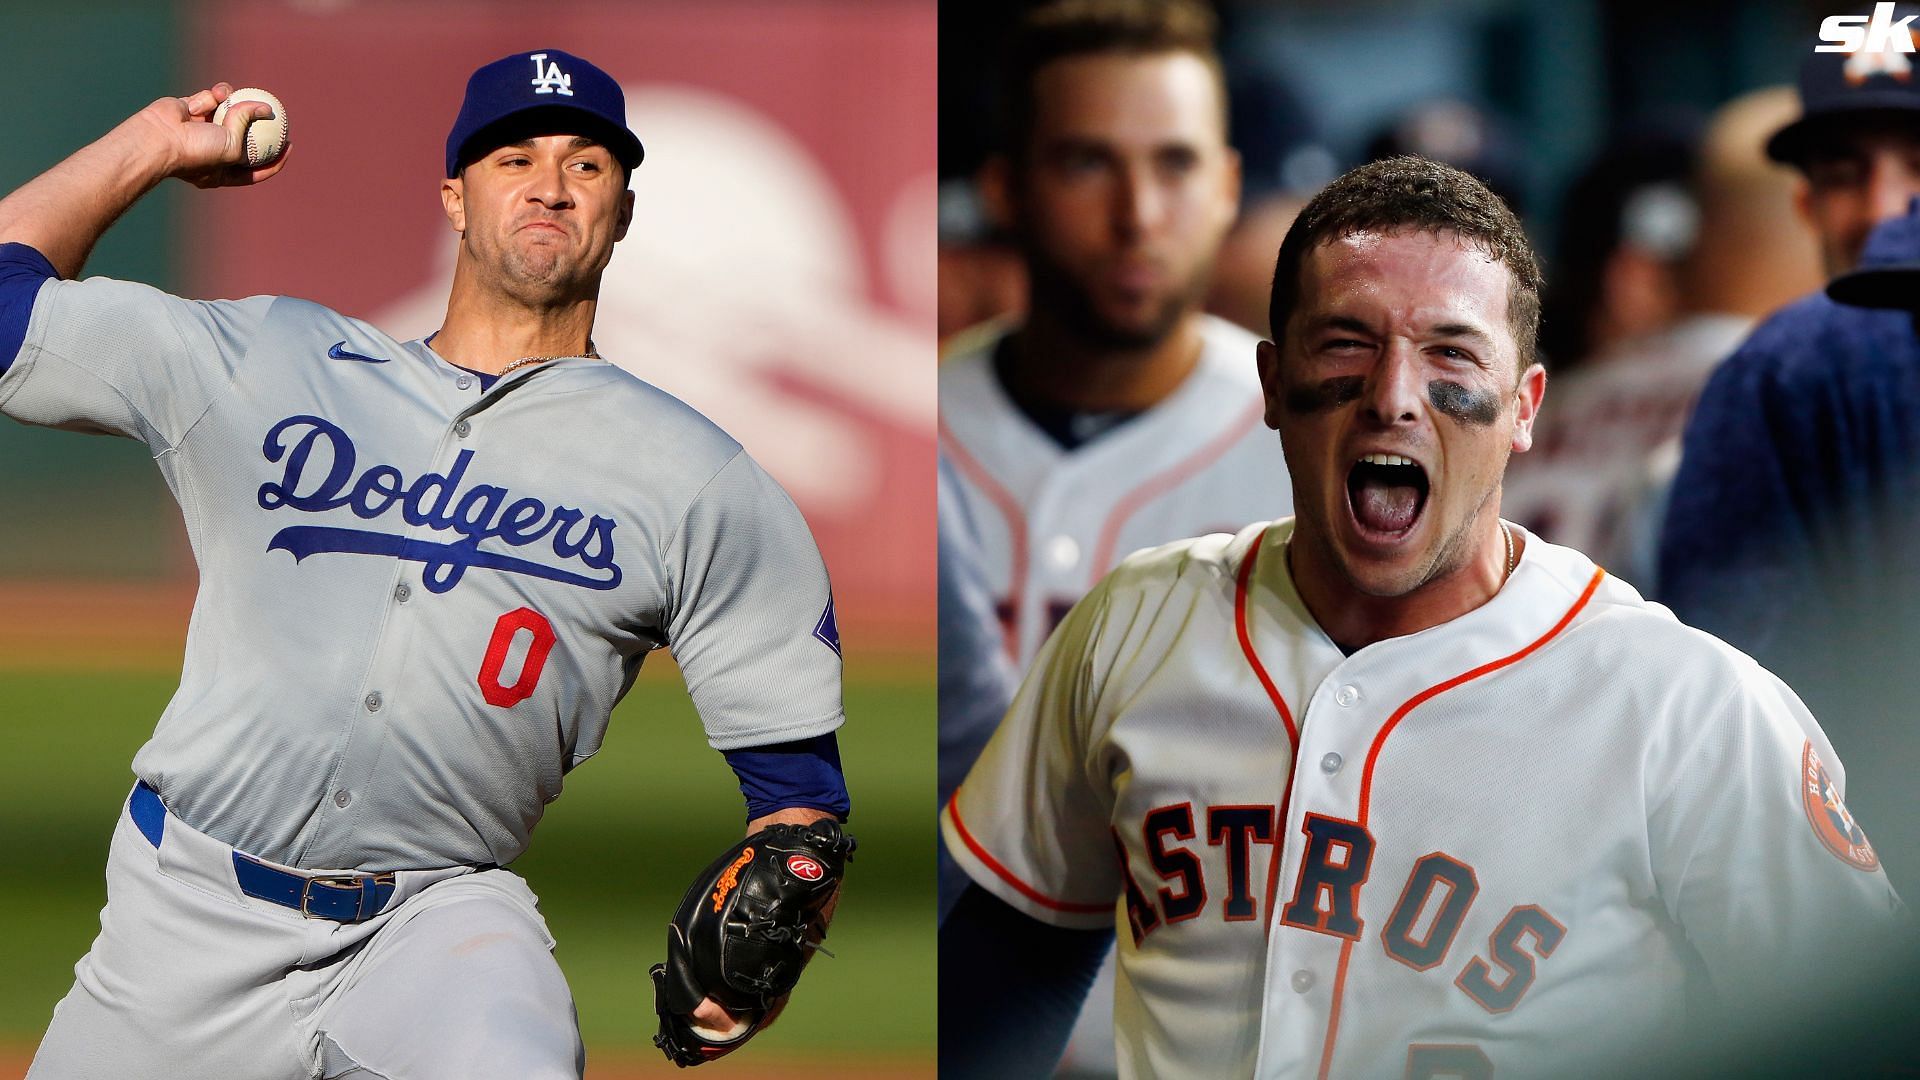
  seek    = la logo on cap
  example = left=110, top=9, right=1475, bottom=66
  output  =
left=529, top=52, right=574, bottom=97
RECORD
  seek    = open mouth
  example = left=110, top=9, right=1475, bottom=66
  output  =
left=1346, top=453, right=1429, bottom=537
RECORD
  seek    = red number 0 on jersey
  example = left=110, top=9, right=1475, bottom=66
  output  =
left=478, top=607, right=556, bottom=707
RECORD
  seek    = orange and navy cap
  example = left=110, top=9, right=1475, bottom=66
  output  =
left=1769, top=6, right=1920, bottom=166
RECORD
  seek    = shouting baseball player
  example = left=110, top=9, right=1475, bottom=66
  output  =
left=940, top=156, right=1905, bottom=1078
left=1, top=51, right=851, bottom=1078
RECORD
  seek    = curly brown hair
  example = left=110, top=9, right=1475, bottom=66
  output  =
left=1267, top=156, right=1544, bottom=372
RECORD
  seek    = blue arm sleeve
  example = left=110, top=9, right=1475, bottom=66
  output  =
left=939, top=882, right=1113, bottom=1079
left=0, top=242, right=59, bottom=375
left=722, top=733, right=850, bottom=823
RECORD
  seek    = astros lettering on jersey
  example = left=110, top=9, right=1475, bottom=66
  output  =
left=938, top=314, right=1292, bottom=667
left=942, top=518, right=1902, bottom=1078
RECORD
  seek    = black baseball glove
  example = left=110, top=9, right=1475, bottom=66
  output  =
left=650, top=819, right=855, bottom=1067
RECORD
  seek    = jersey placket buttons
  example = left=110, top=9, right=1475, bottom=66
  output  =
left=1254, top=665, right=1366, bottom=1074
left=394, top=583, right=411, bottom=603
left=455, top=374, right=474, bottom=391
left=455, top=420, right=472, bottom=439
left=1045, top=535, right=1080, bottom=572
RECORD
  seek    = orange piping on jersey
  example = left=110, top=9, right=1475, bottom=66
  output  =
left=940, top=423, right=1029, bottom=661
left=1317, top=940, right=1357, bottom=1080
left=1357, top=567, right=1605, bottom=815
left=946, top=791, right=1111, bottom=915
left=1233, top=528, right=1303, bottom=939
left=1234, top=527, right=1298, bottom=742
left=1312, top=565, right=1606, bottom=1079
left=1088, top=399, right=1267, bottom=583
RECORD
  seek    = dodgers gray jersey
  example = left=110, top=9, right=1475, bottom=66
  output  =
left=0, top=276, right=844, bottom=871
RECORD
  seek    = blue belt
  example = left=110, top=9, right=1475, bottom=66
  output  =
left=129, top=781, right=397, bottom=923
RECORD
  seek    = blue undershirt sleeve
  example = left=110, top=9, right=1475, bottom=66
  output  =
left=721, top=733, right=851, bottom=823
left=0, top=242, right=59, bottom=376
left=939, top=882, right=1114, bottom=1079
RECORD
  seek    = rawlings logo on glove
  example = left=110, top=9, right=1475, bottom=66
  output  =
left=650, top=819, right=855, bottom=1067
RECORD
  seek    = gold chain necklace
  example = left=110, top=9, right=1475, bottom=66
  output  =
left=498, top=344, right=602, bottom=379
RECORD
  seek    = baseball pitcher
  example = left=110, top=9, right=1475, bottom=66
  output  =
left=1, top=50, right=851, bottom=1079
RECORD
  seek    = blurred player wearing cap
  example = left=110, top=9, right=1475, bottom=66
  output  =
left=936, top=1, right=1292, bottom=1070
left=0, top=49, right=849, bottom=1078
left=1765, top=7, right=1920, bottom=279
left=1663, top=14, right=1920, bottom=899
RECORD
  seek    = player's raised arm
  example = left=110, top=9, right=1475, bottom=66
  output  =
left=0, top=82, right=284, bottom=279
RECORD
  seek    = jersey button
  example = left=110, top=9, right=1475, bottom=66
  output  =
left=333, top=790, right=352, bottom=808
left=454, top=420, right=472, bottom=439
left=394, top=583, right=412, bottom=603
left=455, top=374, right=474, bottom=390
left=364, top=691, right=383, bottom=712
left=1045, top=535, right=1080, bottom=571
left=1320, top=752, right=1343, bottom=774
left=1334, top=684, right=1361, bottom=707
left=1291, top=969, right=1315, bottom=994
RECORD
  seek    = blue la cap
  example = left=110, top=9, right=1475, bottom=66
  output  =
left=1768, top=7, right=1920, bottom=165
left=445, top=49, right=645, bottom=179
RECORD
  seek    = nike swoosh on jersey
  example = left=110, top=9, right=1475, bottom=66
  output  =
left=326, top=341, right=389, bottom=364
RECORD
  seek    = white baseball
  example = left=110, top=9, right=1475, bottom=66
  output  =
left=211, top=87, right=288, bottom=168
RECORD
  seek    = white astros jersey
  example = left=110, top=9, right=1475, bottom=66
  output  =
left=938, top=315, right=1290, bottom=668
left=0, top=276, right=844, bottom=871
left=942, top=519, right=1903, bottom=1079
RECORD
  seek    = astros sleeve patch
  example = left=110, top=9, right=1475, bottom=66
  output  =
left=1801, top=741, right=1879, bottom=871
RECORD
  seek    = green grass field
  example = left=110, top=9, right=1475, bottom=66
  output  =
left=0, top=661, right=933, bottom=1071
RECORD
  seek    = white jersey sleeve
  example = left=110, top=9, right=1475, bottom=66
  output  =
left=942, top=569, right=1124, bottom=928
left=1649, top=650, right=1906, bottom=1002
left=0, top=276, right=271, bottom=447
left=665, top=448, right=845, bottom=751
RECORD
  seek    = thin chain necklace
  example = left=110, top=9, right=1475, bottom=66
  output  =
left=498, top=343, right=601, bottom=379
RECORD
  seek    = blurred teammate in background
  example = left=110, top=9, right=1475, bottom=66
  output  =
left=1663, top=28, right=1920, bottom=898
left=1505, top=90, right=1820, bottom=591
left=936, top=457, right=1019, bottom=920
left=936, top=0, right=1292, bottom=1072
